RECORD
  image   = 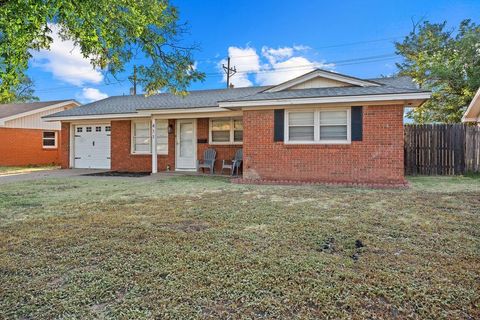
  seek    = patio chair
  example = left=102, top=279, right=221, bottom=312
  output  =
left=221, top=148, right=243, bottom=176
left=197, top=148, right=216, bottom=174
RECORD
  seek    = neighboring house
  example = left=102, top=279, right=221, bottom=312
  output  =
left=0, top=100, right=80, bottom=166
left=462, top=88, right=480, bottom=124
left=45, top=69, right=430, bottom=186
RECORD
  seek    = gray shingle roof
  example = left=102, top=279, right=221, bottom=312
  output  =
left=0, top=100, right=71, bottom=119
left=47, top=86, right=270, bottom=118
left=224, top=81, right=427, bottom=102
left=368, top=76, right=420, bottom=90
left=46, top=74, right=428, bottom=119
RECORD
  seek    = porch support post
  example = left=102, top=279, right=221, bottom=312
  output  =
left=151, top=118, right=158, bottom=173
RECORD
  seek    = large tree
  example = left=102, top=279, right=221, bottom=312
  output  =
left=0, top=0, right=204, bottom=103
left=395, top=19, right=480, bottom=123
left=9, top=75, right=38, bottom=103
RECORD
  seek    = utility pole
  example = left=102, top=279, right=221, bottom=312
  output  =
left=129, top=65, right=137, bottom=95
left=222, top=57, right=237, bottom=88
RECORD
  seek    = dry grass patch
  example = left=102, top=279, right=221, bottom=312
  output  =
left=0, top=165, right=59, bottom=176
left=0, top=175, right=479, bottom=319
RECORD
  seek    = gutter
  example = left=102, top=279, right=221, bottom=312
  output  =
left=219, top=92, right=432, bottom=109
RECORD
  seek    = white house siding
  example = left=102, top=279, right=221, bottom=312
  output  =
left=289, top=77, right=350, bottom=90
left=3, top=106, right=70, bottom=130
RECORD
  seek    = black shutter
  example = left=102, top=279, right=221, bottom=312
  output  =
left=273, top=109, right=284, bottom=142
left=351, top=106, right=363, bottom=141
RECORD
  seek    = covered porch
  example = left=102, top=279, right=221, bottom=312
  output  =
left=132, top=109, right=244, bottom=175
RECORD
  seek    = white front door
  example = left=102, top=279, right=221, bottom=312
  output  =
left=176, top=119, right=196, bottom=170
left=74, top=124, right=111, bottom=169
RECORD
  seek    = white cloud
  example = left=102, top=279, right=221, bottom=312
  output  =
left=261, top=46, right=294, bottom=64
left=32, top=24, right=103, bottom=86
left=219, top=46, right=260, bottom=87
left=77, top=87, right=108, bottom=103
left=256, top=56, right=334, bottom=85
left=218, top=45, right=334, bottom=87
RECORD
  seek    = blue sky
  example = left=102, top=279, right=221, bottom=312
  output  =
left=28, top=0, right=480, bottom=103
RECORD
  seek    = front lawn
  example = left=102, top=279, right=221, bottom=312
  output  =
left=0, top=175, right=479, bottom=319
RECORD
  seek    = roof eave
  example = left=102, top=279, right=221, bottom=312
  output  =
left=43, top=106, right=236, bottom=121
left=219, top=92, right=432, bottom=109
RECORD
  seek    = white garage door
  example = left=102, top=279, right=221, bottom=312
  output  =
left=74, top=124, right=111, bottom=169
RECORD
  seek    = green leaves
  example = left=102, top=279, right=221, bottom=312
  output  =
left=395, top=19, right=480, bottom=123
left=0, top=0, right=204, bottom=102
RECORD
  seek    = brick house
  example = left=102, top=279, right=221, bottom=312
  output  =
left=45, top=70, right=430, bottom=186
left=0, top=100, right=79, bottom=166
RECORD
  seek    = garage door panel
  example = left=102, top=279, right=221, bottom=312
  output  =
left=74, top=124, right=111, bottom=169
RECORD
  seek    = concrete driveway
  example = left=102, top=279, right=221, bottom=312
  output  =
left=0, top=169, right=110, bottom=185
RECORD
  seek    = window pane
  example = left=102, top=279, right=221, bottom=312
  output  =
left=211, top=120, right=231, bottom=131
left=43, top=131, right=55, bottom=138
left=135, top=129, right=150, bottom=138
left=156, top=120, right=168, bottom=139
left=76, top=127, right=83, bottom=133
left=95, top=126, right=101, bottom=132
left=289, top=112, right=314, bottom=126
left=133, top=121, right=151, bottom=152
left=320, top=111, right=347, bottom=125
left=233, top=119, right=243, bottom=130
left=135, top=144, right=150, bottom=152
left=157, top=142, right=168, bottom=154
left=289, top=126, right=314, bottom=141
left=134, top=137, right=150, bottom=145
left=156, top=134, right=168, bottom=154
left=43, top=139, right=56, bottom=146
left=212, top=131, right=230, bottom=142
left=156, top=120, right=168, bottom=130
left=134, top=121, right=150, bottom=137
left=135, top=122, right=149, bottom=130
left=234, top=130, right=243, bottom=142
left=320, top=125, right=348, bottom=140
left=86, top=127, right=92, bottom=132
left=105, top=126, right=111, bottom=132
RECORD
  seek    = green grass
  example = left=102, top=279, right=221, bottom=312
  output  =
left=0, top=175, right=479, bottom=319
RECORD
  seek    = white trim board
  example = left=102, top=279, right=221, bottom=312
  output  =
left=219, top=92, right=432, bottom=109
left=44, top=107, right=240, bottom=122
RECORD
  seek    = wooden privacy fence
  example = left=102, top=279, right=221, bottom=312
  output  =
left=404, top=124, right=480, bottom=175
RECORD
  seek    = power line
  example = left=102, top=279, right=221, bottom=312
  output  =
left=202, top=56, right=399, bottom=80
left=193, top=36, right=403, bottom=61
left=203, top=53, right=398, bottom=76
left=32, top=53, right=400, bottom=93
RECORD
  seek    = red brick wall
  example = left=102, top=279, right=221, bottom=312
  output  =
left=60, top=122, right=70, bottom=168
left=243, top=105, right=405, bottom=184
left=111, top=120, right=176, bottom=172
left=109, top=119, right=239, bottom=173
left=0, top=127, right=60, bottom=166
left=196, top=118, right=240, bottom=173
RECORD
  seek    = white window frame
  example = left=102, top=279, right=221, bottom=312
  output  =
left=284, top=107, right=351, bottom=144
left=131, top=120, right=169, bottom=155
left=209, top=117, right=243, bottom=145
left=42, top=131, right=58, bottom=149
